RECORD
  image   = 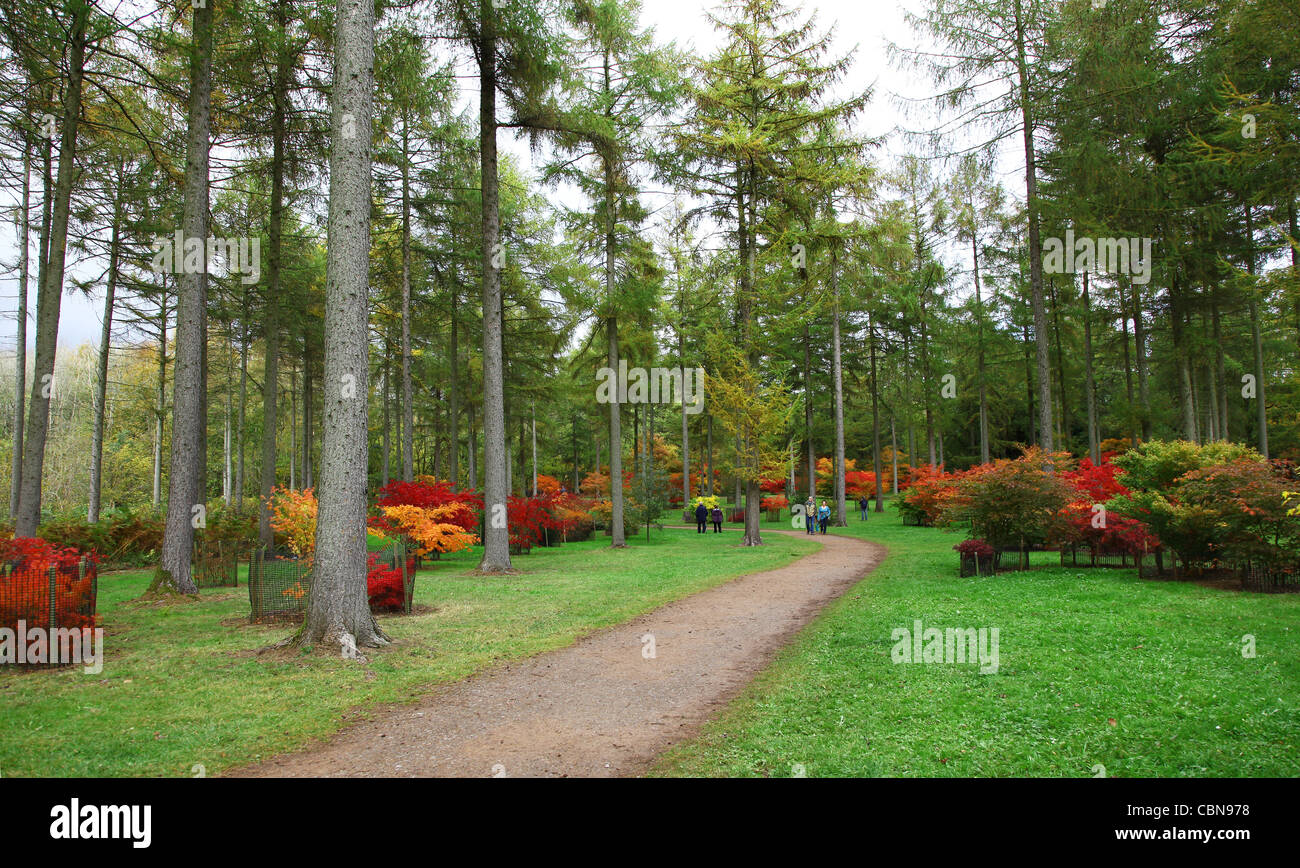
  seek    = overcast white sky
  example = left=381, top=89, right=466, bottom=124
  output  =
left=0, top=0, right=977, bottom=356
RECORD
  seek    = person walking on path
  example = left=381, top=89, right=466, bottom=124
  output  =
left=804, top=495, right=816, bottom=534
left=694, top=501, right=708, bottom=533
left=859, top=494, right=869, bottom=521
left=818, top=500, right=831, bottom=534
left=710, top=505, right=723, bottom=533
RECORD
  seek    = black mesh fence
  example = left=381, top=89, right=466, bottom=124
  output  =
left=194, top=536, right=242, bottom=588
left=0, top=555, right=99, bottom=665
left=1239, top=562, right=1300, bottom=593
left=248, top=548, right=310, bottom=623
left=959, top=552, right=1000, bottom=577
left=1059, top=545, right=1139, bottom=569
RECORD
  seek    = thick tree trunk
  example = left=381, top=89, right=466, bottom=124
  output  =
left=156, top=0, right=214, bottom=594
left=478, top=0, right=512, bottom=571
left=15, top=9, right=87, bottom=537
left=301, top=0, right=387, bottom=649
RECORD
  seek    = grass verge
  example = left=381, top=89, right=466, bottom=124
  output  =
left=650, top=513, right=1300, bottom=777
left=0, top=527, right=816, bottom=777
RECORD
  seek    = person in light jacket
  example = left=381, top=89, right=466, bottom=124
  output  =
left=818, top=500, right=831, bottom=534
left=804, top=496, right=816, bottom=534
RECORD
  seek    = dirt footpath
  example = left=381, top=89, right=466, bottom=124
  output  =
left=228, top=529, right=886, bottom=778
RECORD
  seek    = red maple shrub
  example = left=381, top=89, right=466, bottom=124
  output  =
left=373, top=477, right=482, bottom=534
left=366, top=552, right=416, bottom=612
left=0, top=538, right=99, bottom=630
left=1063, top=456, right=1129, bottom=502
left=508, top=494, right=562, bottom=552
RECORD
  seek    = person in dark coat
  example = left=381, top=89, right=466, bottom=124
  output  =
left=695, top=501, right=708, bottom=533
left=710, top=505, right=723, bottom=533
left=859, top=495, right=870, bottom=521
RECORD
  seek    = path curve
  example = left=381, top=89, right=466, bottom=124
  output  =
left=227, top=528, right=885, bottom=778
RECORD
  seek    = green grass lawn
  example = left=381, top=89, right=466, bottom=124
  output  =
left=0, top=527, right=816, bottom=778
left=651, top=510, right=1300, bottom=777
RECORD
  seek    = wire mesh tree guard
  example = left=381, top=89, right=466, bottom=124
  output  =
left=0, top=554, right=98, bottom=666
left=247, top=548, right=310, bottom=623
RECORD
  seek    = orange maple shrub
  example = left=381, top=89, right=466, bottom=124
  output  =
left=378, top=504, right=479, bottom=556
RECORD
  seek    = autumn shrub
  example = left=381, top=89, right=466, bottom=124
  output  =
left=37, top=506, right=164, bottom=568
left=508, top=494, right=561, bottom=553
left=0, top=538, right=99, bottom=630
left=366, top=552, right=416, bottom=612
left=1062, top=456, right=1129, bottom=502
left=267, top=487, right=318, bottom=562
left=761, top=493, right=788, bottom=517
left=1107, top=440, right=1283, bottom=569
left=691, top=494, right=722, bottom=511
left=548, top=492, right=594, bottom=541
left=896, top=465, right=963, bottom=526
left=1055, top=500, right=1158, bottom=556
left=942, top=448, right=1075, bottom=549
left=373, top=477, right=481, bottom=534
left=845, top=470, right=877, bottom=499
left=375, top=504, right=479, bottom=557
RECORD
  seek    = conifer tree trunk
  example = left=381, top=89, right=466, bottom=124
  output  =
left=301, top=0, right=387, bottom=649
left=1014, top=0, right=1052, bottom=453
left=258, top=0, right=291, bottom=548
left=89, top=166, right=122, bottom=523
left=400, top=115, right=414, bottom=482
left=156, top=0, right=214, bottom=594
left=477, top=0, right=512, bottom=571
left=10, top=136, right=29, bottom=519
left=15, top=6, right=88, bottom=538
left=1082, top=271, right=1099, bottom=463
left=830, top=245, right=847, bottom=527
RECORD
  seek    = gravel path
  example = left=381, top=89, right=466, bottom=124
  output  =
left=228, top=528, right=886, bottom=778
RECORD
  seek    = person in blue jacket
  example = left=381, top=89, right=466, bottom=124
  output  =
left=817, top=500, right=831, bottom=534
left=694, top=501, right=708, bottom=533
